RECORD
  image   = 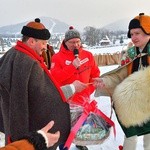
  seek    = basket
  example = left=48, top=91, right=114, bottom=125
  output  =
left=70, top=102, right=112, bottom=146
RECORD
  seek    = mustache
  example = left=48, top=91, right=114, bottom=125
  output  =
left=42, top=48, right=46, bottom=51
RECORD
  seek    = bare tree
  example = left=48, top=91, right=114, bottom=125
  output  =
left=83, top=26, right=127, bottom=47
left=83, top=26, right=100, bottom=46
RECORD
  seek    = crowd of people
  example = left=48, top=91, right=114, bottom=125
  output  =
left=0, top=12, right=150, bottom=150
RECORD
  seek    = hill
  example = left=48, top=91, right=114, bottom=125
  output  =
left=0, top=17, right=130, bottom=35
left=0, top=17, right=70, bottom=35
left=102, top=18, right=130, bottom=31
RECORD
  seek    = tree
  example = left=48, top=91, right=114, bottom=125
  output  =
left=83, top=26, right=100, bottom=46
left=120, top=36, right=124, bottom=45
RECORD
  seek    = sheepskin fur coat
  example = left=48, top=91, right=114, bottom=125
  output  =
left=113, top=66, right=150, bottom=137
left=94, top=42, right=150, bottom=137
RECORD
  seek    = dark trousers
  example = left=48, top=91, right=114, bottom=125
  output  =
left=59, top=144, right=68, bottom=150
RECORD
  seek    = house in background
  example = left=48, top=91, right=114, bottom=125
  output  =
left=100, top=35, right=111, bottom=46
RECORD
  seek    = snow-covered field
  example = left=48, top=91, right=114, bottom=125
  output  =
left=0, top=45, right=144, bottom=149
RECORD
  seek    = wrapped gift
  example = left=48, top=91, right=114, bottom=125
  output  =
left=72, top=112, right=111, bottom=145
left=64, top=95, right=115, bottom=149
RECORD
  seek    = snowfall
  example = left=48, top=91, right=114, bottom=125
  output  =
left=0, top=44, right=144, bottom=150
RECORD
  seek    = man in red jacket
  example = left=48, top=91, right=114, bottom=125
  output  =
left=51, top=26, right=100, bottom=150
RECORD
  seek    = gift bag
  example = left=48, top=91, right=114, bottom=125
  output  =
left=64, top=96, right=115, bottom=149
left=70, top=106, right=111, bottom=145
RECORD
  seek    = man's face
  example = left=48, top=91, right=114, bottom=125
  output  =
left=130, top=28, right=150, bottom=49
left=32, top=39, right=48, bottom=56
left=65, top=38, right=81, bottom=51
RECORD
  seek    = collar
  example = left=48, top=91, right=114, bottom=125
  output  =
left=15, top=40, right=44, bottom=63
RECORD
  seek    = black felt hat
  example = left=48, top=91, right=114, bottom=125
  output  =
left=21, top=18, right=51, bottom=40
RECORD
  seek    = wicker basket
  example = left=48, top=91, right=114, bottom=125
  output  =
left=70, top=103, right=111, bottom=146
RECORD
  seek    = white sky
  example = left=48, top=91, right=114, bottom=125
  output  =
left=0, top=0, right=150, bottom=30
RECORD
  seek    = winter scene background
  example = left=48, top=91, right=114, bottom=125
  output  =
left=0, top=45, right=144, bottom=150
left=0, top=0, right=149, bottom=147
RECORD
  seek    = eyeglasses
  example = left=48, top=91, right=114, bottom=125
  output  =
left=67, top=40, right=81, bottom=45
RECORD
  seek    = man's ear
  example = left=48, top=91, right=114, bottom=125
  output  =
left=28, top=37, right=36, bottom=46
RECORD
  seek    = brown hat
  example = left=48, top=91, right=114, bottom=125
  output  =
left=21, top=18, right=51, bottom=40
left=65, top=26, right=81, bottom=42
left=128, top=13, right=150, bottom=38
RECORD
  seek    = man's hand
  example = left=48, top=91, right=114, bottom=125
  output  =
left=72, top=80, right=87, bottom=93
left=92, top=78, right=105, bottom=89
left=72, top=58, right=80, bottom=69
left=41, top=121, right=60, bottom=148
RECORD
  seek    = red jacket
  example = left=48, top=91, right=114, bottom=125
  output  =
left=51, top=42, right=100, bottom=98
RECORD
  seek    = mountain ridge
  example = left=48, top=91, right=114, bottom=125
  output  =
left=103, top=17, right=130, bottom=31
left=0, top=16, right=70, bottom=35
left=0, top=17, right=129, bottom=35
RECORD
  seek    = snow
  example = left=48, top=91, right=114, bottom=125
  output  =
left=0, top=45, right=144, bottom=149
left=87, top=45, right=125, bottom=54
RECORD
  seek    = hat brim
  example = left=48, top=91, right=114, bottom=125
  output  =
left=21, top=26, right=51, bottom=40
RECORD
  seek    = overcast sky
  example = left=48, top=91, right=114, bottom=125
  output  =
left=0, top=0, right=150, bottom=30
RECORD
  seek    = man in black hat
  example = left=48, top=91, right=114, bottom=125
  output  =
left=0, top=18, right=87, bottom=150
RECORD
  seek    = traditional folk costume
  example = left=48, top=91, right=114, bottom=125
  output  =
left=0, top=18, right=71, bottom=150
left=95, top=41, right=150, bottom=138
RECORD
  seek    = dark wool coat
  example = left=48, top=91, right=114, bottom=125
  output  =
left=0, top=41, right=71, bottom=150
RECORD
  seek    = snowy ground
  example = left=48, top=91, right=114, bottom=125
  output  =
left=0, top=45, right=144, bottom=149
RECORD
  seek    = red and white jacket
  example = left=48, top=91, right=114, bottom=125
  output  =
left=51, top=42, right=100, bottom=99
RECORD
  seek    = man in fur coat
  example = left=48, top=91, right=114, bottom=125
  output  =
left=0, top=18, right=87, bottom=150
left=93, top=13, right=150, bottom=150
